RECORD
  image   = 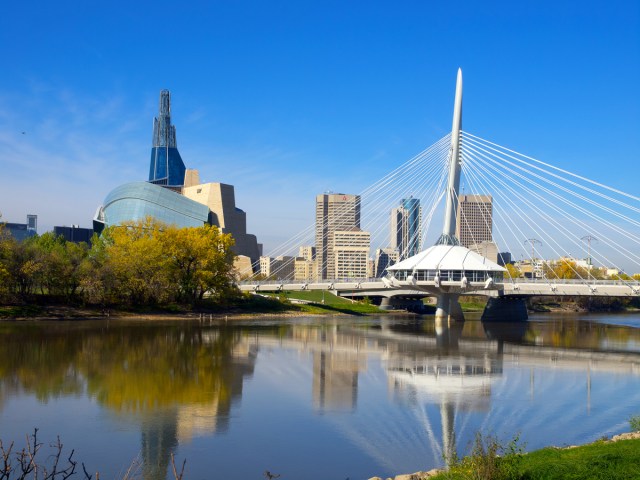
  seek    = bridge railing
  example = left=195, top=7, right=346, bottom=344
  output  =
left=238, top=277, right=378, bottom=286
left=505, top=278, right=640, bottom=286
left=238, top=277, right=639, bottom=287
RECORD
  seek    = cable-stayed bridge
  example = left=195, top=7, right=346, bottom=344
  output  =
left=238, top=70, right=640, bottom=319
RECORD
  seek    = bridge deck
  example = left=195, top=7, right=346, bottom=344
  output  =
left=238, top=278, right=640, bottom=298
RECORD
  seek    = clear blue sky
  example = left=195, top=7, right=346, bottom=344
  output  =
left=1, top=0, right=638, bottom=254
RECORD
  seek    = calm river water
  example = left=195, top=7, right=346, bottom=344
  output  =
left=0, top=313, right=639, bottom=480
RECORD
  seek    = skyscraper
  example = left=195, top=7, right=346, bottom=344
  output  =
left=333, top=229, right=370, bottom=278
left=390, top=197, right=422, bottom=260
left=148, top=90, right=186, bottom=188
left=455, top=194, right=493, bottom=247
left=315, top=193, right=361, bottom=279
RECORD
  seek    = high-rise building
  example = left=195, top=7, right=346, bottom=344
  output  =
left=468, top=240, right=498, bottom=263
left=294, top=257, right=318, bottom=281
left=148, top=90, right=186, bottom=188
left=390, top=197, right=421, bottom=260
left=333, top=229, right=370, bottom=279
left=497, top=251, right=512, bottom=266
left=374, top=247, right=400, bottom=278
left=294, top=246, right=317, bottom=281
left=298, top=246, right=316, bottom=261
left=455, top=194, right=492, bottom=247
left=315, top=193, right=361, bottom=279
left=259, top=256, right=296, bottom=280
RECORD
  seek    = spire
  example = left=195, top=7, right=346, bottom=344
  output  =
left=152, top=90, right=177, bottom=148
left=436, top=68, right=463, bottom=246
left=148, top=90, right=186, bottom=187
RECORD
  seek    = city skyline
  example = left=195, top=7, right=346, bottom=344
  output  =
left=0, top=1, right=638, bottom=268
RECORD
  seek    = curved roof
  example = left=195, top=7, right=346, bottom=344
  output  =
left=388, top=244, right=506, bottom=273
left=101, top=182, right=210, bottom=228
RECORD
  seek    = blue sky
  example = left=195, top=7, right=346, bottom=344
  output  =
left=1, top=1, right=638, bottom=257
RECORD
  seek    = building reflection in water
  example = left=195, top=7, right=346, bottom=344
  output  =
left=385, top=318, right=506, bottom=464
left=0, top=317, right=638, bottom=479
left=307, top=325, right=366, bottom=412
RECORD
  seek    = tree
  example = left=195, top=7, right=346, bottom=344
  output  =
left=97, top=218, right=174, bottom=305
left=161, top=224, right=236, bottom=304
left=544, top=260, right=588, bottom=280
left=504, top=263, right=523, bottom=279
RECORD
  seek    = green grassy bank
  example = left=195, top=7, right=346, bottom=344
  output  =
left=262, top=290, right=384, bottom=315
left=428, top=437, right=640, bottom=480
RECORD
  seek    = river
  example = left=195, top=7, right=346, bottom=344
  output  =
left=0, top=313, right=638, bottom=479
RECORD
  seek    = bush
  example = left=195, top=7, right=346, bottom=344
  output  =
left=447, top=432, right=525, bottom=480
left=630, top=415, right=640, bottom=432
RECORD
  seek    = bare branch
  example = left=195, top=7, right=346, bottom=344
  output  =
left=170, top=453, right=186, bottom=480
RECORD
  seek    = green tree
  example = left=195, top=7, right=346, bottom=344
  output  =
left=98, top=218, right=174, bottom=305
left=544, top=260, right=588, bottom=279
left=161, top=224, right=236, bottom=304
left=504, top=263, right=523, bottom=279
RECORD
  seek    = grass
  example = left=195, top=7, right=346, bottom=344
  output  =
left=264, top=290, right=384, bottom=315
left=431, top=437, right=640, bottom=480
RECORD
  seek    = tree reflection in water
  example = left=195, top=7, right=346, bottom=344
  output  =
left=0, top=322, right=260, bottom=479
left=0, top=316, right=638, bottom=479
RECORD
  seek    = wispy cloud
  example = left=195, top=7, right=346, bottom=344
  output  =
left=0, top=83, right=147, bottom=232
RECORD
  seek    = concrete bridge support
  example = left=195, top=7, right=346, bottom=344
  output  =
left=379, top=296, right=428, bottom=312
left=481, top=296, right=528, bottom=322
left=435, top=293, right=464, bottom=322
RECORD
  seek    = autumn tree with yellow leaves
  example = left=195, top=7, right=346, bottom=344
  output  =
left=1, top=217, right=238, bottom=307
left=81, top=218, right=237, bottom=306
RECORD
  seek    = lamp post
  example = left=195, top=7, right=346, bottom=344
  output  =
left=524, top=238, right=542, bottom=279
left=581, top=235, right=598, bottom=280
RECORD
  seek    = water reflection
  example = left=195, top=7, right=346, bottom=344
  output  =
left=0, top=315, right=638, bottom=479
left=0, top=323, right=258, bottom=479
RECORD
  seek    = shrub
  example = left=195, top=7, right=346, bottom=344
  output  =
left=630, top=415, right=640, bottom=432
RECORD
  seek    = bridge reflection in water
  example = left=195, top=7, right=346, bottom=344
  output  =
left=0, top=317, right=638, bottom=480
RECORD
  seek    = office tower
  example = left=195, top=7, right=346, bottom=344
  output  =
left=468, top=240, right=499, bottom=263
left=374, top=247, right=400, bottom=278
left=148, top=90, right=186, bottom=188
left=294, top=257, right=318, bottom=281
left=455, top=194, right=493, bottom=247
left=294, top=246, right=317, bottom=281
left=333, top=229, right=370, bottom=278
left=26, top=214, right=37, bottom=234
left=390, top=197, right=422, bottom=260
left=497, top=252, right=512, bottom=266
left=259, top=256, right=295, bottom=280
left=315, top=193, right=361, bottom=279
left=298, top=246, right=316, bottom=261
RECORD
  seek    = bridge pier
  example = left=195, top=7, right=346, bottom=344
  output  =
left=435, top=293, right=464, bottom=322
left=379, top=296, right=430, bottom=312
left=481, top=296, right=528, bottom=322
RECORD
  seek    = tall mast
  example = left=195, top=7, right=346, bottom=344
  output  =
left=438, top=68, right=463, bottom=245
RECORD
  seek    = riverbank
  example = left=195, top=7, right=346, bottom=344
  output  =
left=2, top=291, right=638, bottom=320
left=0, top=293, right=390, bottom=321
left=371, top=432, right=640, bottom=480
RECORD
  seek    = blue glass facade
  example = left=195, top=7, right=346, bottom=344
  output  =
left=149, top=146, right=186, bottom=187
left=95, top=182, right=210, bottom=232
left=148, top=90, right=186, bottom=187
left=402, top=197, right=421, bottom=258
